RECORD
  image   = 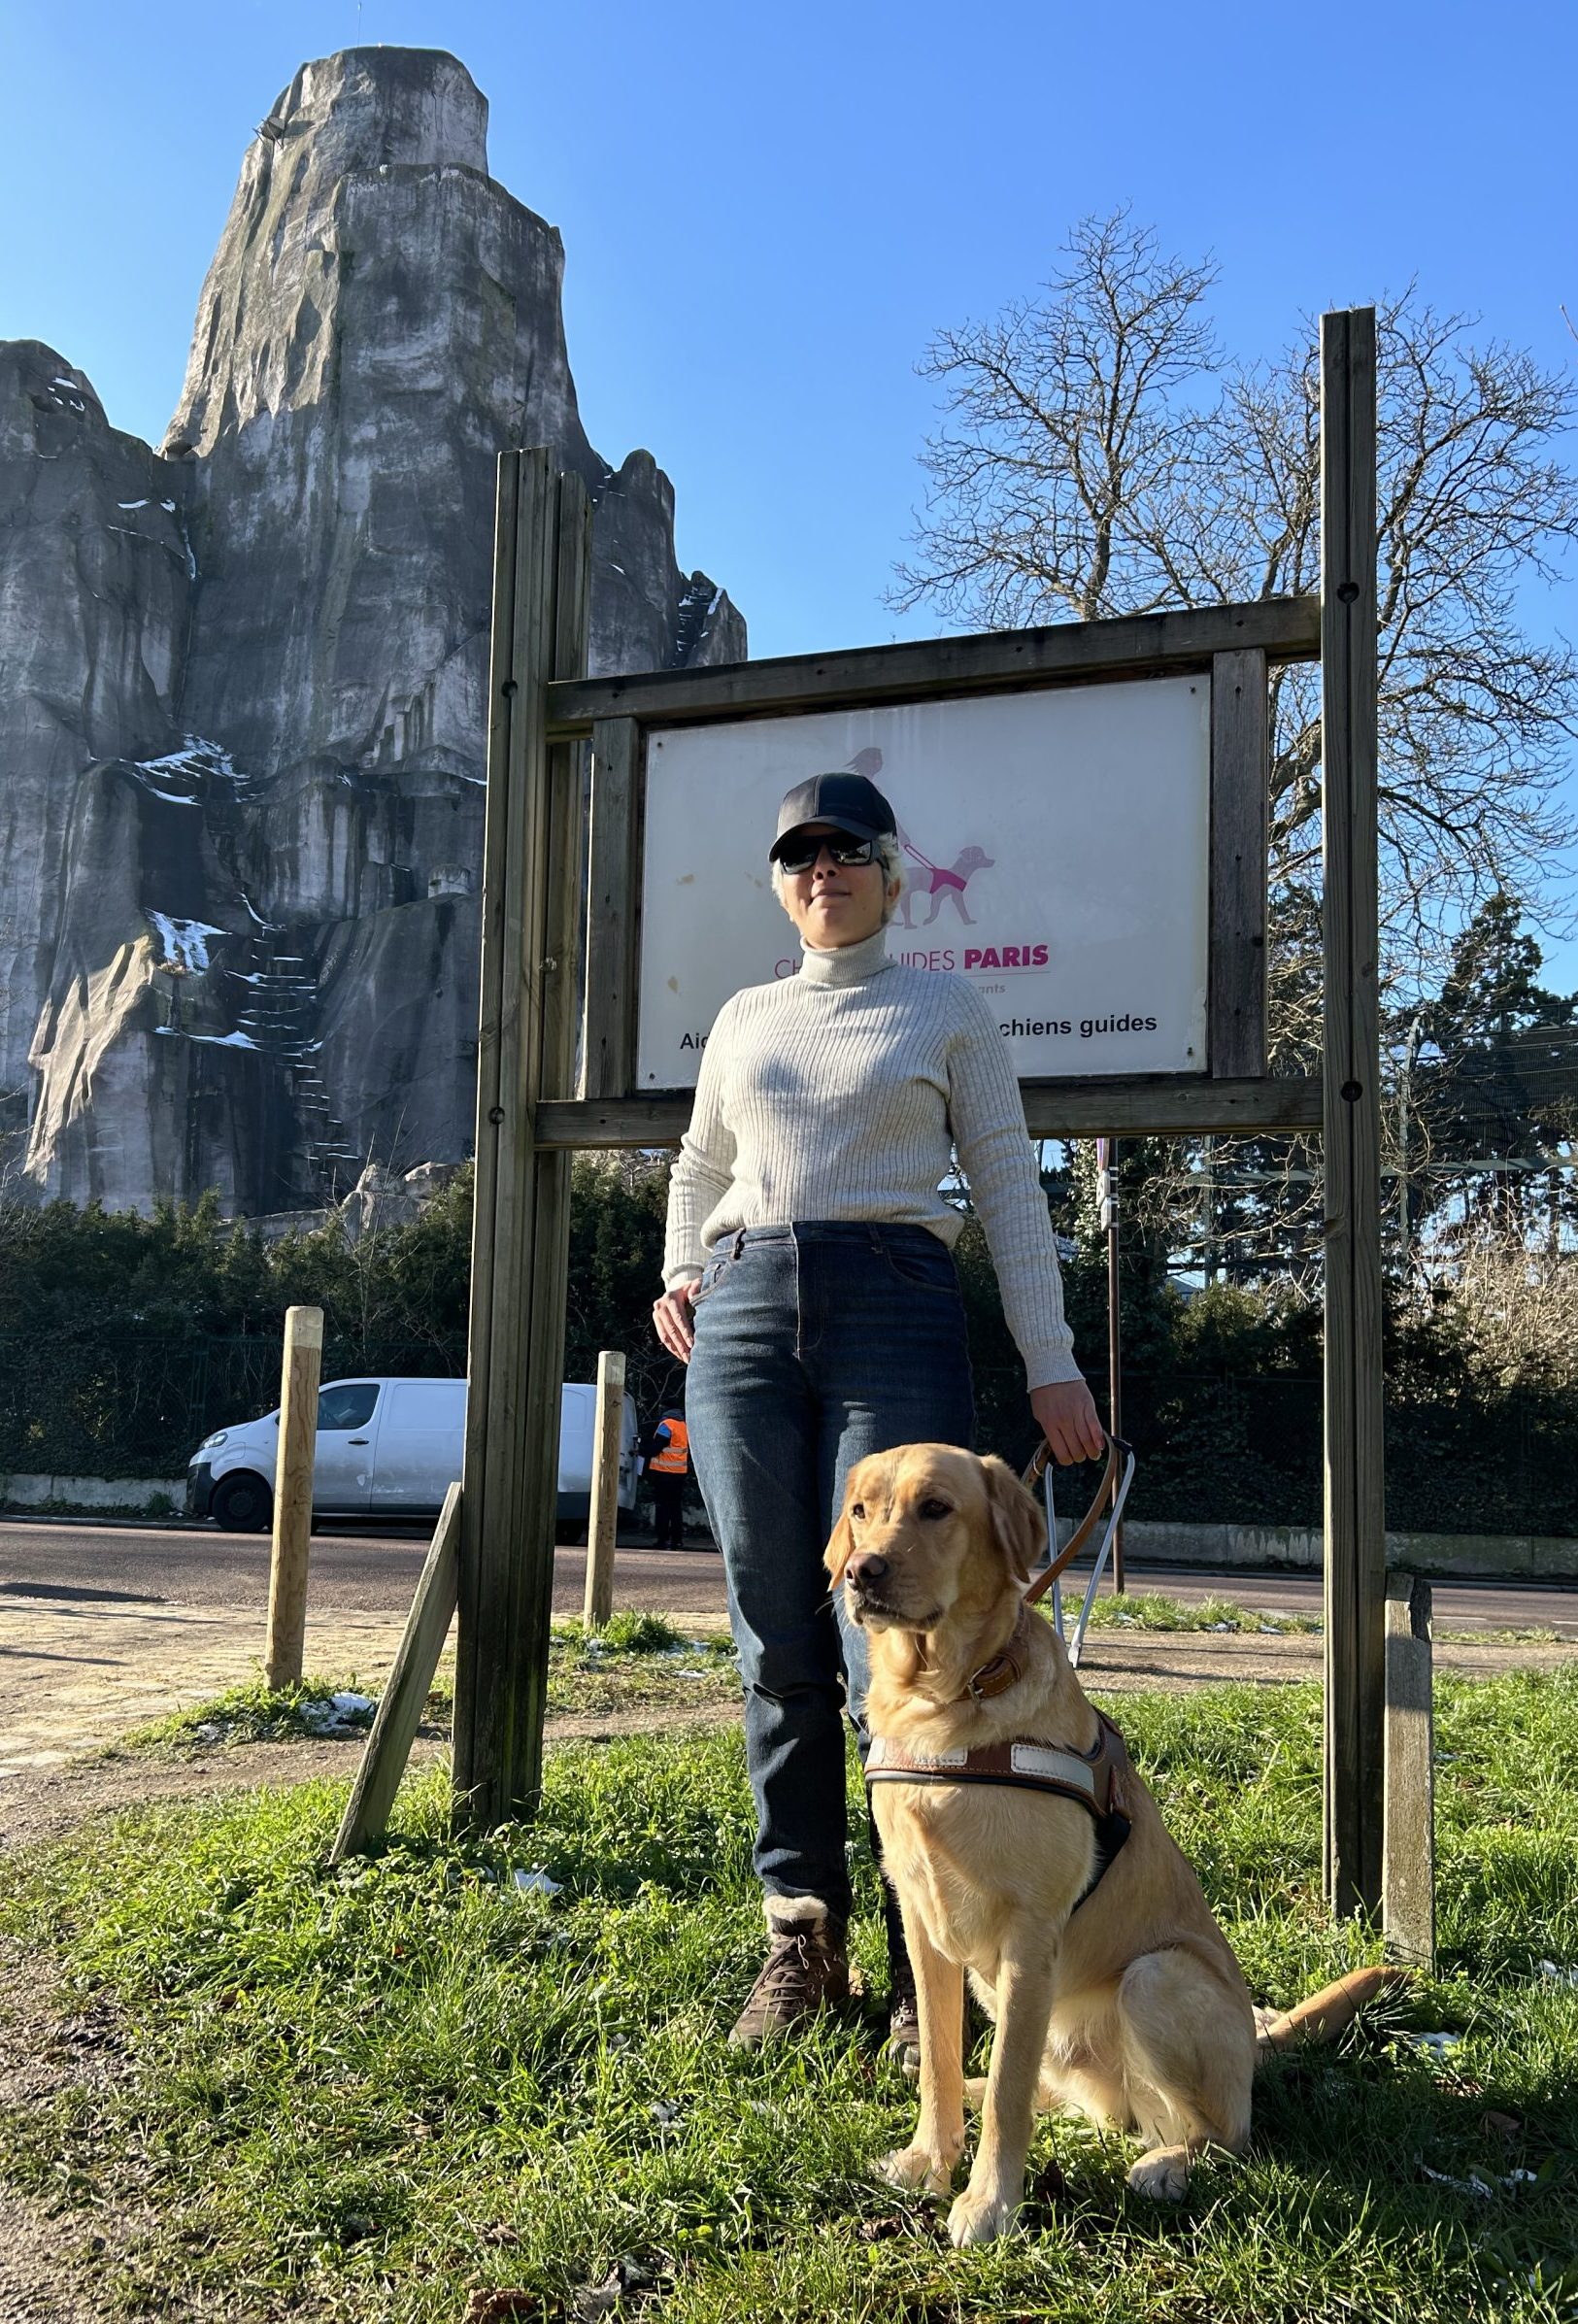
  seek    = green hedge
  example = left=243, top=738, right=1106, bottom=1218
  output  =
left=2, top=1172, right=1574, bottom=1535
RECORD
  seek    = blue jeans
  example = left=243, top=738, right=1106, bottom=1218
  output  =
left=685, top=1222, right=976, bottom=1919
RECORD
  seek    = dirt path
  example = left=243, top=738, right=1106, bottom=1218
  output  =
left=0, top=1944, right=125, bottom=2324
left=2, top=1624, right=1572, bottom=1860
left=4, top=1580, right=1572, bottom=1786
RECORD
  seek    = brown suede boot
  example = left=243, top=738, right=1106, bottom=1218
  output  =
left=728, top=1896, right=850, bottom=2046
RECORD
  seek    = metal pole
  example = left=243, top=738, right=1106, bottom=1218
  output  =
left=1396, top=1012, right=1423, bottom=1267
left=1097, top=1138, right=1125, bottom=1592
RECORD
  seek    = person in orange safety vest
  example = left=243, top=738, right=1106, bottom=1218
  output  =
left=643, top=1402, right=690, bottom=1550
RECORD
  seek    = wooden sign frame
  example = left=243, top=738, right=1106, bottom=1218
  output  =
left=374, top=312, right=1386, bottom=1924
left=558, top=600, right=1319, bottom=1147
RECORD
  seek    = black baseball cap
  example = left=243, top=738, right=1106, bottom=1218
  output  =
left=770, top=772, right=897, bottom=860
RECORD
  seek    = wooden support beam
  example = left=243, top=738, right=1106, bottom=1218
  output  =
left=1321, top=307, right=1387, bottom=1918
left=1209, top=649, right=1270, bottom=1078
left=262, top=1304, right=323, bottom=1691
left=453, top=455, right=591, bottom=1832
left=581, top=718, right=642, bottom=1098
left=545, top=596, right=1322, bottom=738
left=1382, top=1573, right=1435, bottom=1970
left=533, top=1074, right=1323, bottom=1151
left=329, top=1482, right=461, bottom=1864
left=582, top=1351, right=626, bottom=1632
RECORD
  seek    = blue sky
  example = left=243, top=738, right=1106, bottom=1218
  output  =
left=6, top=0, right=1578, bottom=962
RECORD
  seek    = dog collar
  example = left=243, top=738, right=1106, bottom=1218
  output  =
left=957, top=1601, right=1033, bottom=1702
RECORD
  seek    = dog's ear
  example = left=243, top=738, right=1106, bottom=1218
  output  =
left=825, top=1467, right=866, bottom=1587
left=824, top=1507, right=856, bottom=1588
left=981, top=1456, right=1047, bottom=1583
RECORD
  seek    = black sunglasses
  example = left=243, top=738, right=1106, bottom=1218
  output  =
left=775, top=830, right=880, bottom=875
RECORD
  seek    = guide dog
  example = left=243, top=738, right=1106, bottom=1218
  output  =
left=828, top=1444, right=1400, bottom=2246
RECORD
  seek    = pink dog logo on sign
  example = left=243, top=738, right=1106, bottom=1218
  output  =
left=840, top=748, right=994, bottom=928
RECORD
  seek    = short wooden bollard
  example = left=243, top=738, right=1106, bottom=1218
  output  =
left=1382, top=1572, right=1435, bottom=1969
left=582, top=1350, right=626, bottom=1631
left=263, top=1304, right=324, bottom=1690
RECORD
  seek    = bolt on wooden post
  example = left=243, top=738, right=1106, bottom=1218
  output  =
left=263, top=1304, right=323, bottom=1690
left=582, top=1350, right=626, bottom=1632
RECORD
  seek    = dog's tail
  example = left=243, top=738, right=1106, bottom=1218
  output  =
left=1255, top=1965, right=1411, bottom=2055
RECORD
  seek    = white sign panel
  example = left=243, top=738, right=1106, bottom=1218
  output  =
left=636, top=675, right=1210, bottom=1089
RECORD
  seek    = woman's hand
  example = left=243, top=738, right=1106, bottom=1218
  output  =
left=653, top=1281, right=699, bottom=1364
left=1030, top=1378, right=1106, bottom=1465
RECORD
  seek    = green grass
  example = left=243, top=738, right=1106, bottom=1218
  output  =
left=4, top=1672, right=1575, bottom=2322
left=1082, top=1591, right=1321, bottom=1634
left=117, top=1676, right=384, bottom=1751
left=111, top=1606, right=1561, bottom=1764
left=117, top=1623, right=742, bottom=1756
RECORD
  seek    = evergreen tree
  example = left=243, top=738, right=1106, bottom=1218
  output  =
left=1406, top=894, right=1578, bottom=1251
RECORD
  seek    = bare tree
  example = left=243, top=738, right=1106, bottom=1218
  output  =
left=894, top=213, right=1578, bottom=975
left=892, top=214, right=1224, bottom=629
left=894, top=215, right=1578, bottom=1283
left=1417, top=1224, right=1578, bottom=1392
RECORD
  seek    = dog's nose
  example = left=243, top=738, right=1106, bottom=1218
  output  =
left=848, top=1553, right=890, bottom=1588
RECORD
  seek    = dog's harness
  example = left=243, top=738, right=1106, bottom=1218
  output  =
left=863, top=1434, right=1137, bottom=1908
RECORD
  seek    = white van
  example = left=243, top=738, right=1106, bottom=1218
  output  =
left=185, top=1376, right=640, bottom=1533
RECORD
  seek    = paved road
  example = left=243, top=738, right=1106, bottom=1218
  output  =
left=1, top=1519, right=1573, bottom=1633
left=0, top=1520, right=731, bottom=1622
left=0, top=1521, right=735, bottom=1778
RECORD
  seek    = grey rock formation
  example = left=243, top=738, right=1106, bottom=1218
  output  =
left=0, top=345, right=195, bottom=1133
left=5, top=47, right=744, bottom=1214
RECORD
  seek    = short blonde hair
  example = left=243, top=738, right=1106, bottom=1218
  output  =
left=772, top=832, right=907, bottom=924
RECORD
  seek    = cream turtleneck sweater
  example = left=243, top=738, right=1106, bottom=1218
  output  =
left=662, top=926, right=1082, bottom=1389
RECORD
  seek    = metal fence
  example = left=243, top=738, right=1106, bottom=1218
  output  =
left=0, top=1335, right=461, bottom=1480
left=972, top=1364, right=1578, bottom=1537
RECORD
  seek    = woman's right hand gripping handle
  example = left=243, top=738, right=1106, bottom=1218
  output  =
left=653, top=1281, right=698, bottom=1364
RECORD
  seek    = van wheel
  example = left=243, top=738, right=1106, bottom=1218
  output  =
left=212, top=1472, right=273, bottom=1533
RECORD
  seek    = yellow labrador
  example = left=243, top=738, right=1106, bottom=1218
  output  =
left=828, top=1444, right=1397, bottom=2247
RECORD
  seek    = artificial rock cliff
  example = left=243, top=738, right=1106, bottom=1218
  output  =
left=3, top=48, right=744, bottom=1214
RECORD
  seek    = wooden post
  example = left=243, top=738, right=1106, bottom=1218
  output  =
left=453, top=454, right=592, bottom=1832
left=582, top=1351, right=626, bottom=1631
left=1382, top=1573, right=1435, bottom=1969
left=262, top=1304, right=323, bottom=1690
left=329, top=1482, right=462, bottom=1863
left=581, top=719, right=643, bottom=1099
left=1321, top=307, right=1386, bottom=1917
left=1209, top=648, right=1270, bottom=1080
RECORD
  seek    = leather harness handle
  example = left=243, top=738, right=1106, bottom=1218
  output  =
left=1020, top=1431, right=1133, bottom=1606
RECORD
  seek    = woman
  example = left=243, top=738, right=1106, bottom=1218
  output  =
left=652, top=770, right=1103, bottom=2053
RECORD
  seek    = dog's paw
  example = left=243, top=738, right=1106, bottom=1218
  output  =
left=946, top=2183, right=1019, bottom=2246
left=1126, top=2144, right=1192, bottom=2203
left=877, top=2144, right=957, bottom=2198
